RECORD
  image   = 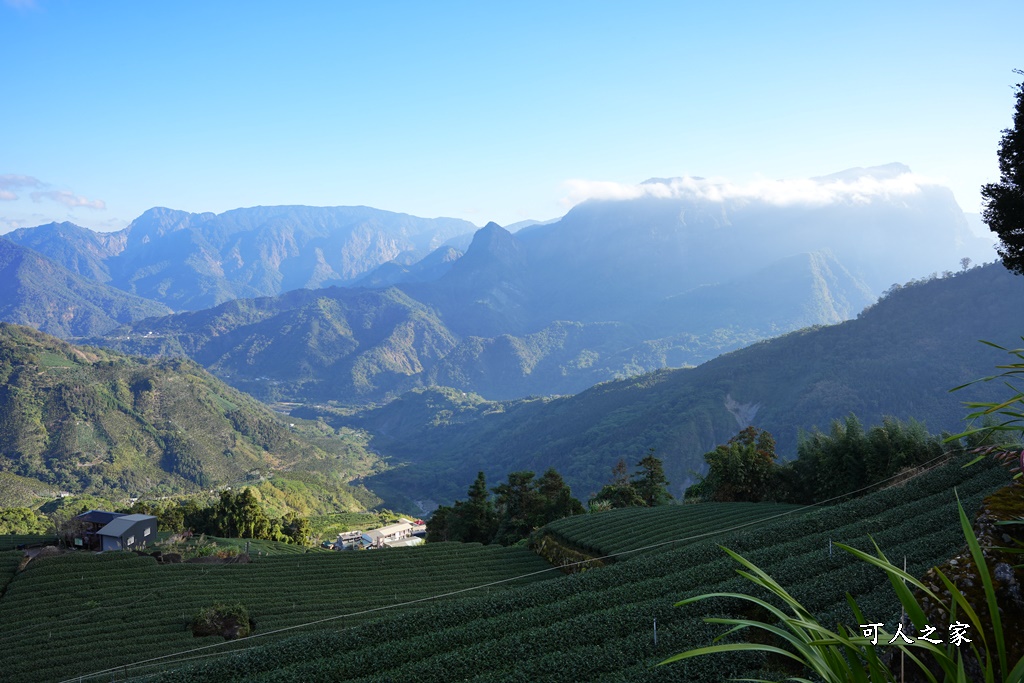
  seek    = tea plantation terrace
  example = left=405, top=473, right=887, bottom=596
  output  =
left=0, top=453, right=1006, bottom=682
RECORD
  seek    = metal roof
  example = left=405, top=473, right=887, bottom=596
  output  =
left=97, top=514, right=157, bottom=538
left=369, top=522, right=414, bottom=538
left=75, top=510, right=124, bottom=525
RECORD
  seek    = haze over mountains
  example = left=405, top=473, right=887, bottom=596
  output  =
left=0, top=238, right=171, bottom=337
left=335, top=262, right=1024, bottom=509
left=0, top=164, right=1015, bottom=511
left=4, top=205, right=477, bottom=310
left=26, top=164, right=985, bottom=403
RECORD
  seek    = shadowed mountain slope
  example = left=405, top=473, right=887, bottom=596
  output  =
left=0, top=238, right=171, bottom=338
left=323, top=263, right=1024, bottom=508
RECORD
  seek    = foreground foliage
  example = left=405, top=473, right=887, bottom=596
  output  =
left=661, top=498, right=1024, bottom=682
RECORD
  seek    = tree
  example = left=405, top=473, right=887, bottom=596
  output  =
left=0, top=507, right=52, bottom=534
left=451, top=471, right=498, bottom=543
left=492, top=471, right=539, bottom=545
left=429, top=468, right=581, bottom=546
left=208, top=488, right=272, bottom=539
left=589, top=483, right=645, bottom=509
left=686, top=427, right=778, bottom=502
left=981, top=71, right=1024, bottom=276
left=425, top=505, right=453, bottom=543
left=589, top=458, right=645, bottom=510
left=611, top=458, right=630, bottom=486
left=535, top=467, right=585, bottom=522
left=632, top=449, right=672, bottom=506
left=282, top=514, right=312, bottom=545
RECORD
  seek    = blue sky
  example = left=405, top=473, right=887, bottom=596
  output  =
left=1, top=0, right=1022, bottom=232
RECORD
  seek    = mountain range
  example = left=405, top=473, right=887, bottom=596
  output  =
left=304, top=262, right=1024, bottom=511
left=4, top=206, right=477, bottom=310
left=93, top=244, right=880, bottom=402
left=0, top=163, right=1016, bottom=514
left=4, top=164, right=970, bottom=404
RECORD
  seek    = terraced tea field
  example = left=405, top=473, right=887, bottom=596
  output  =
left=0, top=533, right=53, bottom=552
left=133, top=456, right=1011, bottom=683
left=0, top=542, right=553, bottom=682
left=541, top=501, right=807, bottom=557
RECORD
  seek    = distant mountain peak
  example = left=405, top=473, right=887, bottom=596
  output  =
left=640, top=176, right=705, bottom=185
left=811, top=162, right=913, bottom=183
left=465, top=222, right=517, bottom=254
left=639, top=164, right=915, bottom=190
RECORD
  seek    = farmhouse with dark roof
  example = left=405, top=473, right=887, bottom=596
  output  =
left=70, top=510, right=158, bottom=551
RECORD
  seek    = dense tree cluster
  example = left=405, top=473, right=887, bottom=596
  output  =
left=687, top=416, right=967, bottom=504
left=684, top=427, right=777, bottom=503
left=0, top=506, right=52, bottom=534
left=127, top=488, right=312, bottom=545
left=426, top=468, right=584, bottom=546
left=588, top=451, right=673, bottom=510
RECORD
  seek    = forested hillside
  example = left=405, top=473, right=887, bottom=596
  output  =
left=0, top=238, right=171, bottom=337
left=0, top=324, right=383, bottom=509
left=97, top=286, right=461, bottom=402
left=316, top=263, right=1024, bottom=508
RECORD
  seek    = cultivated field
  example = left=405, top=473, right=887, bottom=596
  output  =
left=0, top=542, right=553, bottom=682
left=541, top=501, right=807, bottom=557
left=0, top=456, right=1010, bottom=682
left=131, top=456, right=1011, bottom=682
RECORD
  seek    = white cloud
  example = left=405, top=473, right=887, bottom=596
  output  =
left=561, top=166, right=943, bottom=210
left=30, top=190, right=106, bottom=210
left=0, top=175, right=106, bottom=209
left=1, top=175, right=106, bottom=210
left=0, top=174, right=45, bottom=199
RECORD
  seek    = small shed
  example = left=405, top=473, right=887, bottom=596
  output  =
left=96, top=514, right=158, bottom=551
